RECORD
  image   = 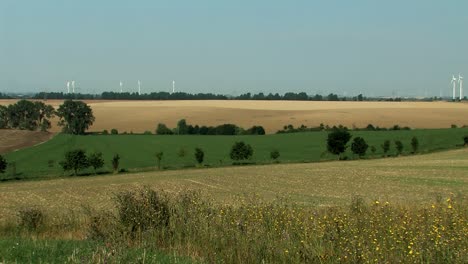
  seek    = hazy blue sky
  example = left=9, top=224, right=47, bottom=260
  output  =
left=1, top=1, right=467, bottom=96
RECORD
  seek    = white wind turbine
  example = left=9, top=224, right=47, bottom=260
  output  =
left=459, top=74, right=464, bottom=100
left=172, top=80, right=175, bottom=93
left=138, top=80, right=141, bottom=95
left=451, top=75, right=457, bottom=100
left=120, top=81, right=123, bottom=93
left=66, top=81, right=70, bottom=94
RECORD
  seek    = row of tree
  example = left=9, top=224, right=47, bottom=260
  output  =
left=156, top=119, right=265, bottom=135
left=0, top=99, right=95, bottom=134
left=277, top=123, right=411, bottom=134
left=326, top=128, right=420, bottom=159
left=32, top=91, right=365, bottom=101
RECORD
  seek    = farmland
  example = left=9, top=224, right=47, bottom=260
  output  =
left=2, top=127, right=468, bottom=180
left=1, top=100, right=468, bottom=133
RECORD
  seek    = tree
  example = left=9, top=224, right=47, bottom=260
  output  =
left=230, top=141, right=253, bottom=161
left=176, top=119, right=188, bottom=134
left=381, top=140, right=391, bottom=156
left=34, top=101, right=55, bottom=132
left=156, top=123, right=173, bottom=135
left=411, top=136, right=419, bottom=153
left=56, top=100, right=95, bottom=135
left=351, top=137, right=369, bottom=158
left=60, top=149, right=89, bottom=176
left=463, top=136, right=468, bottom=146
left=111, top=128, right=118, bottom=135
left=88, top=151, right=104, bottom=174
left=194, top=148, right=204, bottom=165
left=395, top=140, right=404, bottom=155
left=270, top=149, right=280, bottom=162
left=0, top=105, right=8, bottom=128
left=155, top=151, right=163, bottom=169
left=326, top=129, right=352, bottom=159
left=0, top=155, right=7, bottom=173
left=112, top=154, right=120, bottom=173
left=370, top=146, right=376, bottom=154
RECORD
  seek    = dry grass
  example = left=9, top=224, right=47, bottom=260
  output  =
left=1, top=100, right=468, bottom=133
left=1, top=148, right=466, bottom=223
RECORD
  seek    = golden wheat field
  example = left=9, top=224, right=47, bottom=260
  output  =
left=1, top=100, right=468, bottom=133
left=1, top=147, right=466, bottom=223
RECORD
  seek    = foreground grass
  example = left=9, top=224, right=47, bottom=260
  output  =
left=3, top=128, right=468, bottom=180
left=2, top=189, right=467, bottom=263
left=0, top=237, right=192, bottom=263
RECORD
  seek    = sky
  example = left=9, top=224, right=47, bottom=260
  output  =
left=0, top=1, right=467, bottom=97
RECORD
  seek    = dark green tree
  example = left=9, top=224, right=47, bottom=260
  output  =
left=395, top=140, right=404, bottom=155
left=56, top=100, right=95, bottom=135
left=370, top=146, right=377, bottom=154
left=176, top=119, right=188, bottom=134
left=7, top=100, right=39, bottom=130
left=60, top=149, right=89, bottom=175
left=156, top=123, right=173, bottom=135
left=381, top=140, right=391, bottom=156
left=0, top=105, right=7, bottom=128
left=270, top=149, right=280, bottom=162
left=0, top=155, right=7, bottom=173
left=411, top=136, right=419, bottom=153
left=194, top=148, right=204, bottom=165
left=351, top=137, right=369, bottom=158
left=155, top=151, right=164, bottom=169
left=230, top=141, right=253, bottom=161
left=463, top=136, right=468, bottom=146
left=34, top=101, right=55, bottom=131
left=88, top=151, right=104, bottom=174
left=112, top=154, right=120, bottom=173
left=111, top=128, right=118, bottom=135
left=326, top=129, right=352, bottom=159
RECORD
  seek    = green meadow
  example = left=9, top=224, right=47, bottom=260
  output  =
left=3, top=128, right=468, bottom=180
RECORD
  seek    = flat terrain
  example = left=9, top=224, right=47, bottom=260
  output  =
left=1, top=100, right=468, bottom=133
left=3, top=128, right=468, bottom=180
left=1, top=147, right=467, bottom=222
left=0, top=129, right=55, bottom=154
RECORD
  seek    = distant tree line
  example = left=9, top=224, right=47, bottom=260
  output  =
left=0, top=93, right=12, bottom=99
left=276, top=123, right=411, bottom=134
left=156, top=119, right=265, bottom=135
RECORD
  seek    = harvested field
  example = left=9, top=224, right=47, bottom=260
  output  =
left=0, top=130, right=55, bottom=154
left=1, top=100, right=468, bottom=133
left=1, top=147, right=467, bottom=221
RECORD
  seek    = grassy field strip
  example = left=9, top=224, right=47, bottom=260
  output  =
left=1, top=148, right=467, bottom=222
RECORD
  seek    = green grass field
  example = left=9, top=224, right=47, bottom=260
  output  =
left=3, top=128, right=468, bottom=180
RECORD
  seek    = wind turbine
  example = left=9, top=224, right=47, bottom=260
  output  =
left=138, top=80, right=141, bottom=95
left=120, top=81, right=123, bottom=93
left=451, top=75, right=457, bottom=100
left=66, top=81, right=70, bottom=94
left=72, top=80, right=76, bottom=94
left=172, top=80, right=175, bottom=93
left=459, top=74, right=464, bottom=100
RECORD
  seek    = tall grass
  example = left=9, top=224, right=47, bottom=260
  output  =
left=2, top=188, right=467, bottom=263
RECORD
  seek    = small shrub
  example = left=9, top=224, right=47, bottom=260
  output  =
left=177, top=147, right=187, bottom=158
left=395, top=140, right=404, bottom=155
left=351, top=137, right=369, bottom=158
left=9, top=161, right=16, bottom=177
left=156, top=123, right=173, bottom=135
left=270, top=149, right=280, bottom=162
left=411, top=136, right=419, bottom=153
left=102, top=129, right=109, bottom=135
left=18, top=207, right=44, bottom=231
left=451, top=124, right=458, bottom=129
left=155, top=151, right=163, bottom=170
left=463, top=136, right=468, bottom=146
left=381, top=140, right=391, bottom=156
left=143, top=130, right=152, bottom=135
left=111, top=128, right=118, bottom=135
left=112, top=154, right=120, bottom=173
left=194, top=148, right=204, bottom=165
left=47, top=159, right=55, bottom=168
left=0, top=155, right=7, bottom=174
left=370, top=146, right=376, bottom=154
left=88, top=152, right=104, bottom=174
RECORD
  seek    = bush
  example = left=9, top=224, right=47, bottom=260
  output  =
left=463, top=136, right=468, bottom=146
left=88, top=152, right=104, bottom=174
left=60, top=149, right=89, bottom=176
left=102, top=129, right=109, bottom=135
left=351, top=137, right=369, bottom=157
left=451, top=124, right=458, bottom=129
left=155, top=152, right=163, bottom=170
left=370, top=146, right=376, bottom=154
left=381, top=140, right=391, bottom=156
left=143, top=130, right=152, bottom=135
left=230, top=141, right=253, bottom=162
left=395, top=140, right=404, bottom=155
left=411, top=136, right=419, bottom=153
left=115, top=188, right=170, bottom=236
left=245, top=125, right=266, bottom=135
left=0, top=154, right=7, bottom=173
left=270, top=150, right=280, bottom=161
left=194, top=148, right=204, bottom=165
left=112, top=154, right=120, bottom=173
left=177, top=147, right=187, bottom=158
left=110, top=128, right=118, bottom=135
left=18, top=207, right=44, bottom=231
